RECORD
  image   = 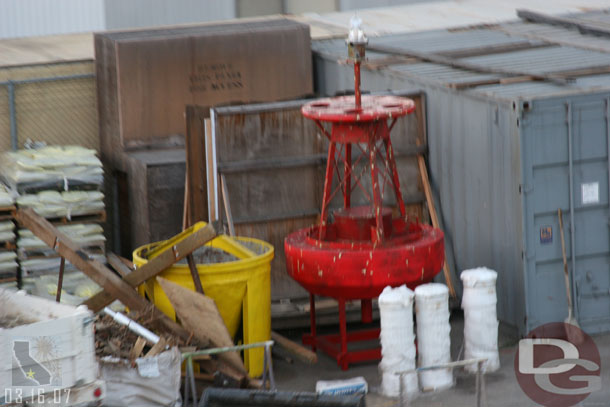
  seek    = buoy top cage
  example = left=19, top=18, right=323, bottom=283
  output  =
left=300, top=17, right=419, bottom=247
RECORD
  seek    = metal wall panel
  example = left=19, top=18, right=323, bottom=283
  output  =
left=521, top=94, right=610, bottom=334
left=0, top=0, right=105, bottom=39
left=312, top=16, right=610, bottom=334
left=103, top=0, right=235, bottom=30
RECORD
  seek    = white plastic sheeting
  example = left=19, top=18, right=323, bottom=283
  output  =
left=378, top=284, right=418, bottom=399
left=415, top=283, right=453, bottom=391
left=99, top=348, right=182, bottom=407
left=461, top=267, right=500, bottom=373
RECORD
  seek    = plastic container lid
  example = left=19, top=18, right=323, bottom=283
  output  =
left=461, top=267, right=497, bottom=287
left=415, top=283, right=448, bottom=299
left=378, top=284, right=414, bottom=306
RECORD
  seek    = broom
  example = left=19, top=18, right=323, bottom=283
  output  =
left=558, top=208, right=584, bottom=344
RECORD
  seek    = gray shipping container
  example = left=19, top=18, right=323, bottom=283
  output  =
left=311, top=11, right=610, bottom=335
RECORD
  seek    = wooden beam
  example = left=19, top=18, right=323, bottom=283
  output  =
left=517, top=9, right=610, bottom=38
left=437, top=41, right=551, bottom=59
left=107, top=252, right=133, bottom=278
left=185, top=105, right=210, bottom=224
left=450, top=64, right=610, bottom=89
left=15, top=208, right=199, bottom=344
left=220, top=174, right=235, bottom=237
left=84, top=223, right=216, bottom=312
left=370, top=43, right=570, bottom=86
left=271, top=331, right=318, bottom=364
left=417, top=156, right=457, bottom=298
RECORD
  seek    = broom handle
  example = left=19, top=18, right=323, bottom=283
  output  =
left=558, top=208, right=573, bottom=312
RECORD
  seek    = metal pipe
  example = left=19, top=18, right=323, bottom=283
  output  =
left=354, top=61, right=361, bottom=108
left=56, top=257, right=65, bottom=302
left=103, top=307, right=160, bottom=344
left=264, top=343, right=276, bottom=390
left=187, top=357, right=197, bottom=407
left=180, top=340, right=274, bottom=359
left=7, top=81, right=17, bottom=151
left=0, top=73, right=94, bottom=87
left=606, top=99, right=610, bottom=242
left=566, top=102, right=579, bottom=320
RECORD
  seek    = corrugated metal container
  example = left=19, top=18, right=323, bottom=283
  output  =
left=312, top=11, right=610, bottom=335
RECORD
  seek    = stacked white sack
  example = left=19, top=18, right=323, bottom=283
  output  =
left=0, top=146, right=103, bottom=192
left=0, top=184, right=17, bottom=283
left=378, top=285, right=418, bottom=399
left=415, top=283, right=453, bottom=391
left=18, top=224, right=106, bottom=277
left=0, top=183, right=14, bottom=207
left=17, top=190, right=104, bottom=219
left=461, top=268, right=500, bottom=373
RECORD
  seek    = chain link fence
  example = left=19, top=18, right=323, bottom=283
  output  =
left=0, top=73, right=98, bottom=152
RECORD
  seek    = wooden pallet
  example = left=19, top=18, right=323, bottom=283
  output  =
left=0, top=241, right=16, bottom=250
left=46, top=210, right=107, bottom=225
left=0, top=205, right=15, bottom=221
left=0, top=275, right=17, bottom=284
left=18, top=243, right=105, bottom=261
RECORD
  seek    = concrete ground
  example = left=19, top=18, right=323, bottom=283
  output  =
left=273, top=312, right=610, bottom=406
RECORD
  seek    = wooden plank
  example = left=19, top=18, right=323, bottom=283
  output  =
left=369, top=43, right=570, bottom=86
left=205, top=118, right=217, bottom=221
left=271, top=331, right=318, bottom=364
left=186, top=254, right=204, bottom=294
left=157, top=277, right=247, bottom=375
left=145, top=337, right=167, bottom=358
left=186, top=105, right=209, bottom=225
left=14, top=208, right=198, bottom=344
left=83, top=223, right=216, bottom=312
left=107, top=252, right=133, bottom=278
left=129, top=336, right=147, bottom=360
left=437, top=41, right=551, bottom=59
left=220, top=174, right=235, bottom=237
left=517, top=9, right=610, bottom=38
left=418, top=155, right=456, bottom=298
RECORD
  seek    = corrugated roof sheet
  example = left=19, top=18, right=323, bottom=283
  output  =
left=299, top=0, right=610, bottom=39
left=312, top=9, right=610, bottom=101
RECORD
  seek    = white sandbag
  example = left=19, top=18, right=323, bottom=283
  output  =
left=99, top=348, right=182, bottom=407
left=415, top=283, right=453, bottom=391
left=378, top=285, right=418, bottom=399
left=461, top=268, right=500, bottom=373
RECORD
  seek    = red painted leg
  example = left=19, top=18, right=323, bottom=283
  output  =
left=361, top=299, right=373, bottom=323
left=338, top=298, right=349, bottom=370
left=309, top=293, right=317, bottom=351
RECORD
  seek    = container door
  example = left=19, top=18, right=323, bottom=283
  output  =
left=523, top=95, right=610, bottom=334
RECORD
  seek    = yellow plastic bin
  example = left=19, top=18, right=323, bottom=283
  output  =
left=133, top=226, right=274, bottom=377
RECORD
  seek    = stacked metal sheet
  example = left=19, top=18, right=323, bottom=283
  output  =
left=0, top=146, right=106, bottom=287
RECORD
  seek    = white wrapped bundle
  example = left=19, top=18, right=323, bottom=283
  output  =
left=415, top=283, right=453, bottom=391
left=17, top=190, right=104, bottom=219
left=18, top=224, right=105, bottom=250
left=378, top=285, right=418, bottom=399
left=0, top=221, right=15, bottom=243
left=0, top=251, right=18, bottom=273
left=0, top=183, right=14, bottom=207
left=0, top=146, right=103, bottom=191
left=461, top=268, right=500, bottom=373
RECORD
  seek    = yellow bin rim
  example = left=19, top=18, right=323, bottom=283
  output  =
left=133, top=235, right=275, bottom=273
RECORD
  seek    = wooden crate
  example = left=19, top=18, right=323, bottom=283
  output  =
left=187, top=92, right=429, bottom=300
